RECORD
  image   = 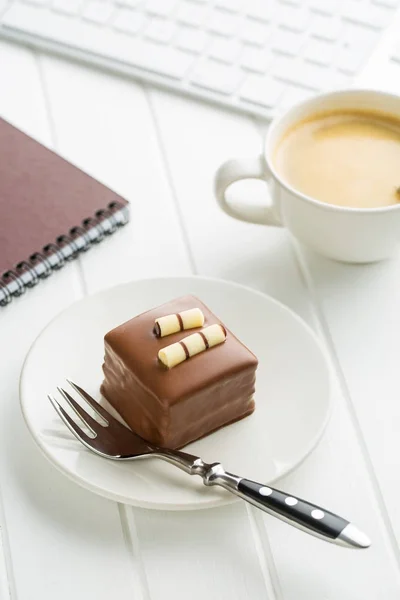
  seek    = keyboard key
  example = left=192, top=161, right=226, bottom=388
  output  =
left=240, top=18, right=270, bottom=46
left=270, top=28, right=305, bottom=56
left=271, top=54, right=297, bottom=83
left=341, top=1, right=392, bottom=29
left=51, top=0, right=82, bottom=15
left=176, top=26, right=208, bottom=53
left=240, top=74, right=284, bottom=107
left=145, top=0, right=177, bottom=17
left=145, top=18, right=176, bottom=43
left=273, top=56, right=329, bottom=90
left=280, top=86, right=313, bottom=110
left=310, top=14, right=341, bottom=41
left=246, top=0, right=272, bottom=22
left=208, top=37, right=241, bottom=63
left=208, top=10, right=239, bottom=36
left=176, top=2, right=207, bottom=27
left=323, top=69, right=351, bottom=90
left=304, top=38, right=334, bottom=66
left=336, top=47, right=368, bottom=74
left=240, top=45, right=271, bottom=73
left=308, top=0, right=338, bottom=15
left=277, top=6, right=309, bottom=32
left=190, top=59, right=242, bottom=94
left=343, top=22, right=377, bottom=52
left=215, top=0, right=242, bottom=11
left=295, top=60, right=333, bottom=90
left=112, top=8, right=147, bottom=33
left=82, top=1, right=114, bottom=24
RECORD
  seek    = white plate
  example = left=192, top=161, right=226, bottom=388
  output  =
left=20, top=276, right=331, bottom=510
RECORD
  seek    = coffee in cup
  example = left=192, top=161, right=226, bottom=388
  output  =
left=273, top=109, right=400, bottom=209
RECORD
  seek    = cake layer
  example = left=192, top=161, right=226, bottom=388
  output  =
left=101, top=295, right=258, bottom=448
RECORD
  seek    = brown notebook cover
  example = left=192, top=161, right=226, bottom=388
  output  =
left=0, top=117, right=130, bottom=306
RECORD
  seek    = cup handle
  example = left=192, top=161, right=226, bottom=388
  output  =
left=214, top=155, right=282, bottom=227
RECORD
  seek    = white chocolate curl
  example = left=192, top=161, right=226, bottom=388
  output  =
left=158, top=324, right=226, bottom=368
left=154, top=307, right=204, bottom=338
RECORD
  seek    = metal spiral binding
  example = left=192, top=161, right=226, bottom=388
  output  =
left=0, top=201, right=129, bottom=307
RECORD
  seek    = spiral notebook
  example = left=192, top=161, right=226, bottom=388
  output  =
left=0, top=117, right=130, bottom=307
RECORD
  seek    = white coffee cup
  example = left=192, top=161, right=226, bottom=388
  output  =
left=214, top=89, right=400, bottom=263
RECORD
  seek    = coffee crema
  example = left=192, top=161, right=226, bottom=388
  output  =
left=273, top=109, right=400, bottom=209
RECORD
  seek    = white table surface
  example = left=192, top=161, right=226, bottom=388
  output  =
left=1, top=37, right=400, bottom=600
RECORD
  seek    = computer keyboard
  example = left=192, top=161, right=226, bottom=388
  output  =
left=1, top=0, right=400, bottom=119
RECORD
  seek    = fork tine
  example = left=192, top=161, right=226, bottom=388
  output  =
left=66, top=379, right=123, bottom=428
left=57, top=387, right=101, bottom=435
left=48, top=394, right=94, bottom=445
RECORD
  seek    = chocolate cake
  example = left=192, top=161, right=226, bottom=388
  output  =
left=101, top=295, right=258, bottom=449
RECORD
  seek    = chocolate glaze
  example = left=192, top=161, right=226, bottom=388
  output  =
left=101, top=295, right=258, bottom=448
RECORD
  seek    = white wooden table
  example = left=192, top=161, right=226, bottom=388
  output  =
left=1, top=38, right=400, bottom=600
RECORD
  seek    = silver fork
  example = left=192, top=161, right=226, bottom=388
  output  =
left=48, top=380, right=371, bottom=549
